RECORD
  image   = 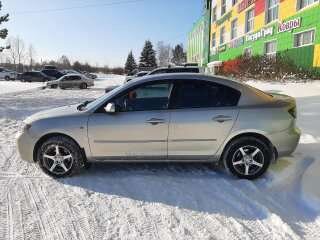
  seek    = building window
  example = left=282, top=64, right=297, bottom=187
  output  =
left=297, top=0, right=319, bottom=10
left=221, top=0, right=226, bottom=15
left=294, top=30, right=315, bottom=47
left=231, top=19, right=238, bottom=40
left=212, top=6, right=217, bottom=23
left=245, top=8, right=254, bottom=33
left=265, top=40, right=277, bottom=57
left=220, top=27, right=226, bottom=45
left=232, top=0, right=238, bottom=6
left=244, top=47, right=253, bottom=57
left=266, top=0, right=279, bottom=23
left=212, top=32, right=216, bottom=48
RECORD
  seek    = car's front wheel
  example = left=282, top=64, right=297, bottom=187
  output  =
left=223, top=137, right=272, bottom=180
left=37, top=136, right=83, bottom=178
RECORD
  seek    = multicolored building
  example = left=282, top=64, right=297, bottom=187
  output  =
left=188, top=0, right=320, bottom=72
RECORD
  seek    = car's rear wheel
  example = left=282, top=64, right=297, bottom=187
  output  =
left=37, top=136, right=83, bottom=178
left=223, top=137, right=272, bottom=180
left=4, top=76, right=10, bottom=81
left=80, top=83, right=87, bottom=89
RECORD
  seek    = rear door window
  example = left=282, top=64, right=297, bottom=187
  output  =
left=170, top=80, right=241, bottom=109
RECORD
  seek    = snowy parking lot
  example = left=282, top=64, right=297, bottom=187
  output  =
left=1, top=75, right=320, bottom=239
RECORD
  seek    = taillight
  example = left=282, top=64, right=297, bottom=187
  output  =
left=288, top=107, right=297, bottom=118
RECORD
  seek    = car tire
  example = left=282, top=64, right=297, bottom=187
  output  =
left=80, top=83, right=87, bottom=89
left=50, top=84, right=58, bottom=89
left=37, top=136, right=84, bottom=178
left=4, top=76, right=10, bottom=81
left=223, top=136, right=272, bottom=180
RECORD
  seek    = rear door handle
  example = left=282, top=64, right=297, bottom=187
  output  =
left=146, top=118, right=166, bottom=125
left=212, top=115, right=233, bottom=123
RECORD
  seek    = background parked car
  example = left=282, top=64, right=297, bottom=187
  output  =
left=43, top=65, right=58, bottom=70
left=125, top=71, right=149, bottom=82
left=19, top=71, right=54, bottom=82
left=0, top=68, right=18, bottom=80
left=41, top=69, right=65, bottom=79
left=124, top=66, right=203, bottom=83
left=46, top=74, right=94, bottom=89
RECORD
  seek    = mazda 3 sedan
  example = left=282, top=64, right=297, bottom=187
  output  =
left=17, top=74, right=300, bottom=179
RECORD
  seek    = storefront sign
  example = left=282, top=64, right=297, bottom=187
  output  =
left=238, top=0, right=257, bottom=13
left=278, top=18, right=301, bottom=33
left=229, top=37, right=245, bottom=48
left=246, top=27, right=274, bottom=42
left=218, top=44, right=227, bottom=52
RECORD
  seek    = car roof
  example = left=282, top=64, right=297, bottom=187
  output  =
left=126, top=73, right=273, bottom=106
left=63, top=73, right=83, bottom=77
left=129, top=73, right=237, bottom=87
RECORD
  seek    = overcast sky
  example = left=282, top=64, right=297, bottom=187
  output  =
left=2, top=0, right=202, bottom=67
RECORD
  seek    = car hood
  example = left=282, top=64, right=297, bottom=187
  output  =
left=25, top=104, right=81, bottom=123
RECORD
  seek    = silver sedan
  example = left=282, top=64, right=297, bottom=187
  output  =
left=47, top=74, right=94, bottom=89
left=17, top=73, right=300, bottom=179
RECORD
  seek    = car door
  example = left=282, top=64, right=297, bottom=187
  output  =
left=60, top=76, right=71, bottom=88
left=168, top=80, right=241, bottom=160
left=72, top=76, right=82, bottom=88
left=87, top=81, right=173, bottom=160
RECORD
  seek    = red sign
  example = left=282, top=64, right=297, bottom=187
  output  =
left=278, top=18, right=301, bottom=33
left=238, top=0, right=257, bottom=13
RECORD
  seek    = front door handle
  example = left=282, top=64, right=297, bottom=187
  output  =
left=146, top=118, right=166, bottom=125
left=212, top=115, right=233, bottom=123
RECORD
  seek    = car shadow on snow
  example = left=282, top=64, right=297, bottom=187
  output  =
left=58, top=154, right=320, bottom=224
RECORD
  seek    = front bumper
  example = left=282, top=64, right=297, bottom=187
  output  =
left=17, top=130, right=37, bottom=162
left=268, top=126, right=301, bottom=158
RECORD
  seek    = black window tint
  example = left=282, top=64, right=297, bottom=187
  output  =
left=171, top=81, right=240, bottom=109
left=113, top=83, right=172, bottom=112
left=72, top=76, right=81, bottom=80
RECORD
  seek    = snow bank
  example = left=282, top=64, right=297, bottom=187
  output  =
left=249, top=80, right=320, bottom=211
left=248, top=80, right=320, bottom=98
left=93, top=74, right=125, bottom=90
left=0, top=81, right=44, bottom=95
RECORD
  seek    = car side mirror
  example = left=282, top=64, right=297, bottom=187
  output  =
left=104, top=102, right=116, bottom=113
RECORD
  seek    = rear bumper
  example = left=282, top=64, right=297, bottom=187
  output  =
left=267, top=126, right=301, bottom=158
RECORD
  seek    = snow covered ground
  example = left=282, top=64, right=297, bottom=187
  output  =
left=0, top=80, right=45, bottom=94
left=0, top=76, right=320, bottom=239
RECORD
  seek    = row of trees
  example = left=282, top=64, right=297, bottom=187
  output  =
left=124, top=40, right=187, bottom=74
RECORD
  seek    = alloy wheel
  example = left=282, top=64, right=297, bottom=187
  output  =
left=231, top=145, right=264, bottom=176
left=42, top=144, right=74, bottom=175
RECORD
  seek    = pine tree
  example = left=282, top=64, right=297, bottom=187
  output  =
left=139, top=40, right=157, bottom=69
left=124, top=51, right=137, bottom=74
left=0, top=1, right=9, bottom=52
left=171, top=44, right=186, bottom=66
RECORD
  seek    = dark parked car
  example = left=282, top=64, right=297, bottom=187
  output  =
left=43, top=65, right=58, bottom=70
left=124, top=67, right=203, bottom=83
left=20, top=71, right=54, bottom=82
left=149, top=66, right=203, bottom=75
left=41, top=69, right=65, bottom=79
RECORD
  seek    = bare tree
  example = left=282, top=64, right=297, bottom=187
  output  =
left=27, top=44, right=36, bottom=70
left=57, top=55, right=71, bottom=69
left=157, top=41, right=171, bottom=67
left=6, top=36, right=25, bottom=71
